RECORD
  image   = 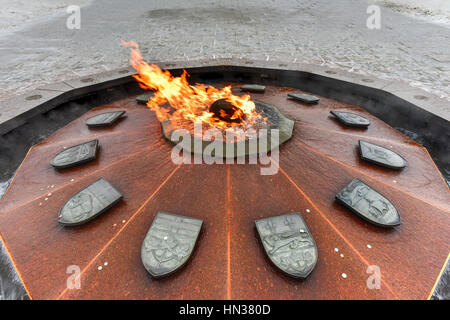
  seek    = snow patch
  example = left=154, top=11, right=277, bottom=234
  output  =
left=377, top=0, right=450, bottom=26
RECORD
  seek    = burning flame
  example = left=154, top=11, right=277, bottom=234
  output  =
left=122, top=40, right=262, bottom=130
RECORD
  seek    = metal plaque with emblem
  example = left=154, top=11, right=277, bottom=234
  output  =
left=255, top=213, right=318, bottom=279
left=136, top=92, right=154, bottom=104
left=240, top=84, right=266, bottom=93
left=336, top=178, right=401, bottom=227
left=330, top=110, right=370, bottom=128
left=86, top=110, right=126, bottom=128
left=288, top=93, right=319, bottom=104
left=58, top=178, right=123, bottom=226
left=359, top=140, right=407, bottom=170
left=51, top=139, right=99, bottom=169
left=141, top=212, right=203, bottom=278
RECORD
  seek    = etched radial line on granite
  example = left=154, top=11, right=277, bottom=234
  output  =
left=37, top=124, right=157, bottom=150
left=56, top=162, right=183, bottom=300
left=296, top=122, right=415, bottom=148
left=278, top=165, right=399, bottom=299
left=0, top=143, right=169, bottom=217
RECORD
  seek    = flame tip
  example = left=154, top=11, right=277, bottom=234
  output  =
left=124, top=41, right=262, bottom=130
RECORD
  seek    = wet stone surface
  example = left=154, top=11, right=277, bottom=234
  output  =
left=141, top=212, right=203, bottom=278
left=1, top=89, right=449, bottom=299
left=58, top=178, right=123, bottom=226
left=255, top=100, right=281, bottom=127
left=359, top=140, right=407, bottom=170
left=330, top=110, right=371, bottom=128
left=50, top=139, right=99, bottom=170
left=336, top=178, right=401, bottom=228
left=255, top=213, right=318, bottom=279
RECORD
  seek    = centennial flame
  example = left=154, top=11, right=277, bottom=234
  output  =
left=122, top=40, right=262, bottom=130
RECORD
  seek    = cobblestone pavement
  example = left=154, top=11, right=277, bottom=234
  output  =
left=0, top=0, right=449, bottom=102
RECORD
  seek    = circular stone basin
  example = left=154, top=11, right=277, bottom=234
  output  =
left=0, top=82, right=449, bottom=300
left=161, top=100, right=294, bottom=158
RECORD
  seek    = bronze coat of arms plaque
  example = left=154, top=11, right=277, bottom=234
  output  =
left=50, top=139, right=99, bottom=169
left=359, top=140, right=407, bottom=170
left=141, top=212, right=203, bottom=278
left=336, top=178, right=401, bottom=227
left=58, top=178, right=123, bottom=226
left=330, top=110, right=370, bottom=128
left=255, top=213, right=318, bottom=279
left=288, top=92, right=320, bottom=104
left=135, top=93, right=154, bottom=104
left=85, top=111, right=126, bottom=128
left=240, top=84, right=266, bottom=93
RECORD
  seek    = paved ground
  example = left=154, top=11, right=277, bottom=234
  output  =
left=0, top=0, right=449, bottom=102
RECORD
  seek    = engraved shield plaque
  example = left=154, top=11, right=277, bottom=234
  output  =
left=359, top=140, right=407, bottom=170
left=141, top=212, right=203, bottom=278
left=86, top=111, right=126, bottom=128
left=336, top=178, right=401, bottom=227
left=330, top=110, right=370, bottom=128
left=59, top=178, right=123, bottom=226
left=255, top=213, right=318, bottom=279
left=288, top=93, right=319, bottom=104
left=240, top=84, right=266, bottom=93
left=136, top=93, right=154, bottom=104
left=51, top=139, right=99, bottom=169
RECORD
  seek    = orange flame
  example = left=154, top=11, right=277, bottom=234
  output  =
left=122, top=40, right=262, bottom=130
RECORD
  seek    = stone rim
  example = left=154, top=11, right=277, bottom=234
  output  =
left=160, top=100, right=294, bottom=158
